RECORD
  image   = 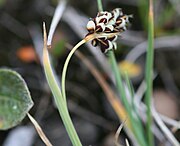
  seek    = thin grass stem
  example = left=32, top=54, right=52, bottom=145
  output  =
left=61, top=33, right=108, bottom=103
left=61, top=39, right=86, bottom=102
left=97, top=0, right=103, bottom=12
left=145, top=0, right=154, bottom=145
left=124, top=73, right=146, bottom=143
left=108, top=51, right=147, bottom=146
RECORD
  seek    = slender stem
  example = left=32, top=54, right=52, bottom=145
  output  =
left=97, top=0, right=103, bottom=12
left=61, top=33, right=99, bottom=103
left=138, top=0, right=148, bottom=29
left=145, top=0, right=154, bottom=145
left=108, top=52, right=128, bottom=118
left=124, top=73, right=147, bottom=146
left=61, top=39, right=86, bottom=102
left=43, top=23, right=82, bottom=146
left=109, top=51, right=147, bottom=146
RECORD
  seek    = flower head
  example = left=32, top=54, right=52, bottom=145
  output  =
left=86, top=8, right=132, bottom=53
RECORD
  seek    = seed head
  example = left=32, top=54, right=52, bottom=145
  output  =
left=86, top=8, right=132, bottom=53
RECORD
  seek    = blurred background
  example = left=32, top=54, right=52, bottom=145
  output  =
left=0, top=0, right=179, bottom=146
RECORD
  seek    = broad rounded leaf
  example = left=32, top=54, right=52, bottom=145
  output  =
left=0, top=69, right=33, bottom=130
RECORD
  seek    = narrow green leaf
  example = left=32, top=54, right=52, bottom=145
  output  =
left=124, top=73, right=146, bottom=142
left=145, top=0, right=154, bottom=145
left=42, top=23, right=82, bottom=146
left=108, top=51, right=147, bottom=146
left=0, top=69, right=33, bottom=130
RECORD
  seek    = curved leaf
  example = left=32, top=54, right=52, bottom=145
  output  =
left=0, top=69, right=33, bottom=130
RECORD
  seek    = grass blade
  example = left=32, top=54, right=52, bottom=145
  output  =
left=43, top=22, right=82, bottom=146
left=144, top=0, right=154, bottom=145
left=28, top=113, right=53, bottom=146
left=109, top=51, right=147, bottom=146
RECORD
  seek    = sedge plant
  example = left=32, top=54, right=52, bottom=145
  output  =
left=43, top=0, right=154, bottom=146
left=60, top=4, right=147, bottom=146
left=43, top=21, right=125, bottom=146
left=43, top=8, right=132, bottom=146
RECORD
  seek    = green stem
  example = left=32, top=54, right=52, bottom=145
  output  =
left=97, top=0, right=103, bottom=12
left=138, top=0, right=148, bottom=30
left=108, top=52, right=129, bottom=118
left=61, top=39, right=86, bottom=103
left=124, top=73, right=145, bottom=135
left=145, top=0, right=154, bottom=145
left=61, top=34, right=97, bottom=103
left=108, top=51, right=147, bottom=146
